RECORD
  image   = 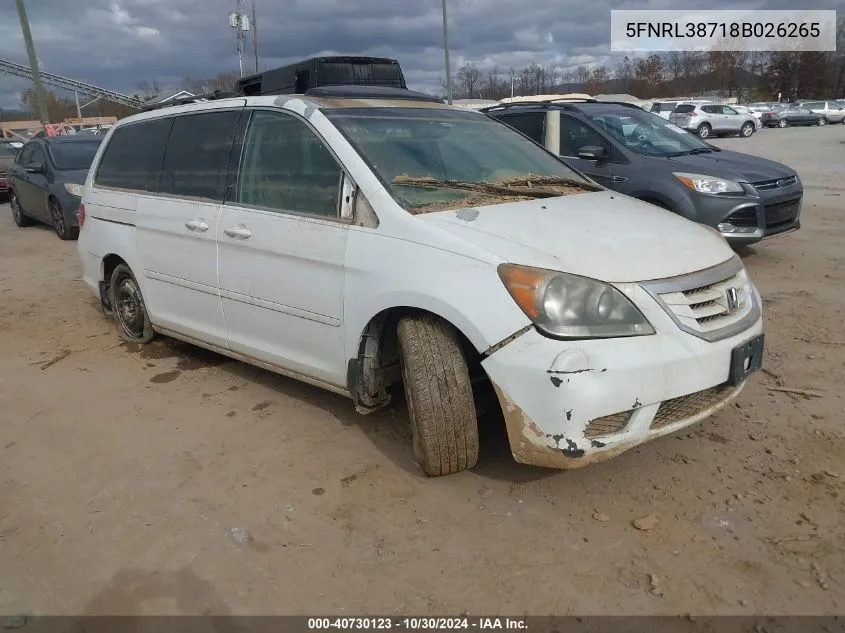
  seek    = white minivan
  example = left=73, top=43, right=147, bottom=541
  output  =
left=77, top=86, right=765, bottom=477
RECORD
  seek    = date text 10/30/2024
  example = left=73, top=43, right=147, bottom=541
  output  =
left=307, top=618, right=529, bottom=630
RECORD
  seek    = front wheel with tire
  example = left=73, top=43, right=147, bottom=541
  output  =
left=778, top=119, right=788, bottom=128
left=696, top=123, right=711, bottom=139
left=109, top=264, right=155, bottom=344
left=397, top=313, right=479, bottom=477
left=9, top=191, right=34, bottom=227
left=49, top=198, right=78, bottom=240
left=740, top=122, right=754, bottom=137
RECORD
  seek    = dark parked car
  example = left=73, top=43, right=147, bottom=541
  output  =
left=482, top=99, right=803, bottom=247
left=777, top=104, right=826, bottom=127
left=0, top=139, right=20, bottom=200
left=8, top=135, right=102, bottom=240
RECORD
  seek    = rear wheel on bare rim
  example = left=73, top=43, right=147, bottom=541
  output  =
left=109, top=264, right=155, bottom=344
left=9, top=191, right=34, bottom=227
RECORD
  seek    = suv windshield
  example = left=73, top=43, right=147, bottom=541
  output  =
left=48, top=140, right=102, bottom=170
left=325, top=107, right=597, bottom=213
left=0, top=142, right=17, bottom=159
left=583, top=107, right=718, bottom=157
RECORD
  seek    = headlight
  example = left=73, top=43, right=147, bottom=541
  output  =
left=64, top=183, right=84, bottom=197
left=498, top=264, right=655, bottom=339
left=674, top=172, right=743, bottom=194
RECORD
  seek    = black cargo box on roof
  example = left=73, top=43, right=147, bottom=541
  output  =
left=237, top=56, right=407, bottom=96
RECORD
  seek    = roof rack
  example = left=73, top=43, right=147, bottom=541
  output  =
left=141, top=90, right=242, bottom=112
left=480, top=99, right=642, bottom=114
left=303, top=85, right=443, bottom=103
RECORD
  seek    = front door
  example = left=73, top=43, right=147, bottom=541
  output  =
left=218, top=109, right=349, bottom=388
left=558, top=115, right=615, bottom=189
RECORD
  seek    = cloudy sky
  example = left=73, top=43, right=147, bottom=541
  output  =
left=0, top=0, right=840, bottom=111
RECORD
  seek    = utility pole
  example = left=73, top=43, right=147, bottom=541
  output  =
left=441, top=0, right=453, bottom=104
left=15, top=0, right=50, bottom=124
left=251, top=0, right=260, bottom=73
left=229, top=0, right=250, bottom=78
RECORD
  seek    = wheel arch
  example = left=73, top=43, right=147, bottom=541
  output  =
left=346, top=305, right=488, bottom=415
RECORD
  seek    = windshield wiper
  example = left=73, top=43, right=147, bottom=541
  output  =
left=392, top=175, right=595, bottom=199
left=664, top=147, right=719, bottom=158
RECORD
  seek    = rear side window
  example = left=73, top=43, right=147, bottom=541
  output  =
left=496, top=112, right=545, bottom=143
left=96, top=118, right=172, bottom=192
left=673, top=105, right=695, bottom=114
left=804, top=101, right=823, bottom=109
left=701, top=105, right=720, bottom=113
left=159, top=110, right=241, bottom=201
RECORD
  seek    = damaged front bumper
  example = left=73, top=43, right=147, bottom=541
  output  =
left=481, top=308, right=764, bottom=470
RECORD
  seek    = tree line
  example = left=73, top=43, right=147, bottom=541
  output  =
left=450, top=48, right=845, bottom=103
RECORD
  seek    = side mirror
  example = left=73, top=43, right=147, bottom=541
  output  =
left=25, top=162, right=44, bottom=174
left=577, top=145, right=607, bottom=161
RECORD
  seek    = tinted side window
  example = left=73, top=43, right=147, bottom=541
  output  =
left=160, top=110, right=241, bottom=201
left=722, top=106, right=738, bottom=115
left=29, top=144, right=46, bottom=165
left=829, top=102, right=843, bottom=110
left=496, top=112, right=545, bottom=143
left=559, top=117, right=606, bottom=157
left=701, top=105, right=719, bottom=114
left=236, top=110, right=341, bottom=218
left=16, top=143, right=35, bottom=164
left=673, top=104, right=695, bottom=113
left=96, top=118, right=173, bottom=192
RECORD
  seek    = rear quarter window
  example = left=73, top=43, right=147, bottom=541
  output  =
left=95, top=118, right=173, bottom=192
left=672, top=105, right=695, bottom=114
left=494, top=112, right=545, bottom=143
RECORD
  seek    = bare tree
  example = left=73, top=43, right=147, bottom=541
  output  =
left=585, top=66, right=610, bottom=95
left=135, top=80, right=161, bottom=101
left=456, top=62, right=483, bottom=99
left=613, top=57, right=634, bottom=93
left=573, top=66, right=590, bottom=90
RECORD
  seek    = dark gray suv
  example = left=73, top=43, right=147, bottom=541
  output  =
left=482, top=100, right=802, bottom=247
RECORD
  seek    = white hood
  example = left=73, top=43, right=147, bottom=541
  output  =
left=418, top=190, right=735, bottom=283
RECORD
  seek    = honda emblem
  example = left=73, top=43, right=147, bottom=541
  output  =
left=725, top=287, right=740, bottom=312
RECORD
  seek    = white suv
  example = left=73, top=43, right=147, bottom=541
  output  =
left=77, top=87, right=764, bottom=476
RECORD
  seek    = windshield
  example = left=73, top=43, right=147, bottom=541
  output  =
left=325, top=107, right=596, bottom=213
left=0, top=142, right=17, bottom=159
left=48, top=140, right=102, bottom=170
left=582, top=107, right=718, bottom=157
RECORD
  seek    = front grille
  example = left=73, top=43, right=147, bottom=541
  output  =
left=650, top=384, right=736, bottom=430
left=724, top=208, right=758, bottom=228
left=641, top=257, right=758, bottom=342
left=584, top=411, right=632, bottom=438
left=753, top=175, right=797, bottom=191
left=763, top=198, right=800, bottom=232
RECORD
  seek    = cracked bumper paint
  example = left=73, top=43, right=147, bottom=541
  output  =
left=481, top=301, right=763, bottom=470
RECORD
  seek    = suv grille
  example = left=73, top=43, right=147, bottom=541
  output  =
left=753, top=175, right=797, bottom=190
left=641, top=257, right=759, bottom=342
left=650, top=384, right=736, bottom=430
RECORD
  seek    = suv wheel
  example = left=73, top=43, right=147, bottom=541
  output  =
left=109, top=264, right=155, bottom=344
left=778, top=119, right=788, bottom=128
left=397, top=313, right=479, bottom=477
left=696, top=123, right=711, bottom=139
left=818, top=117, right=827, bottom=126
left=740, top=122, right=754, bottom=137
left=9, top=191, right=34, bottom=227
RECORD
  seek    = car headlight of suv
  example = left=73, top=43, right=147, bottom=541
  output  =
left=674, top=172, right=743, bottom=194
left=498, top=264, right=655, bottom=339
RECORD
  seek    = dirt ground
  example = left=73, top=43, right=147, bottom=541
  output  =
left=0, top=126, right=843, bottom=616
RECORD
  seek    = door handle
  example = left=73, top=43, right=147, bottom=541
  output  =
left=224, top=225, right=252, bottom=239
left=185, top=219, right=209, bottom=232
left=611, top=175, right=628, bottom=183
